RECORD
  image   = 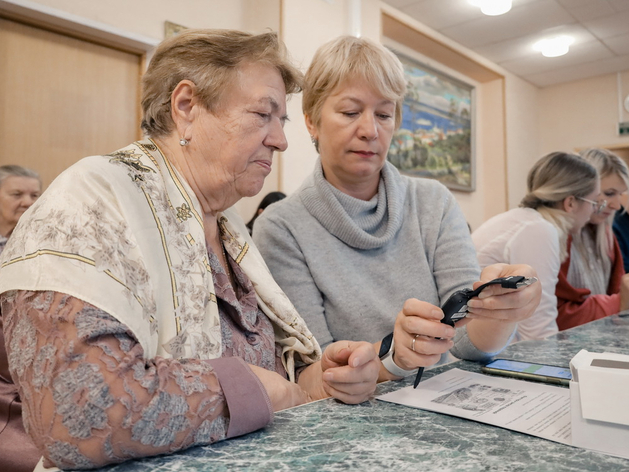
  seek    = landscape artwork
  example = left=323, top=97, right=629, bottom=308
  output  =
left=388, top=53, right=475, bottom=191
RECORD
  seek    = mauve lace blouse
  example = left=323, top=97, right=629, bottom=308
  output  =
left=1, top=245, right=282, bottom=470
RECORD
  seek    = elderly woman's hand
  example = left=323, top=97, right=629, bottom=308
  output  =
left=463, top=263, right=541, bottom=352
left=382, top=299, right=456, bottom=378
left=250, top=365, right=312, bottom=412
left=297, top=341, right=380, bottom=404
left=319, top=341, right=380, bottom=404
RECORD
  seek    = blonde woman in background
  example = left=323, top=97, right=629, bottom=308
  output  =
left=472, top=152, right=599, bottom=342
left=556, top=148, right=629, bottom=330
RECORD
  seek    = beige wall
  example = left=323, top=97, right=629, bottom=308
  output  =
left=539, top=71, right=629, bottom=155
left=504, top=72, right=541, bottom=211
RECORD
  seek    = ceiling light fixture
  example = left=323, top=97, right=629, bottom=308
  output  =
left=532, top=35, right=574, bottom=57
left=469, top=0, right=512, bottom=16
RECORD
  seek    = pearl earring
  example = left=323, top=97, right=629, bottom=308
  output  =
left=179, top=138, right=189, bottom=146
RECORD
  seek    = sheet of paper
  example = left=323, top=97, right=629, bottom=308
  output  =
left=377, top=368, right=571, bottom=445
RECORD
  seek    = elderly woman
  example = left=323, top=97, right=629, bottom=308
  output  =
left=254, top=36, right=541, bottom=383
left=0, top=30, right=380, bottom=471
left=0, top=165, right=41, bottom=472
left=0, top=165, right=41, bottom=246
left=556, top=148, right=629, bottom=329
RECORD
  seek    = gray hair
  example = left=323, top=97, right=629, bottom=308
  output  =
left=141, top=29, right=302, bottom=138
left=0, top=165, right=41, bottom=188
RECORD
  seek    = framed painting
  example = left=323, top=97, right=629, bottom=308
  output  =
left=387, top=51, right=475, bottom=192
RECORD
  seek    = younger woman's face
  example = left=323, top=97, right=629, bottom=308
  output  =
left=589, top=173, right=627, bottom=225
left=306, top=78, right=396, bottom=199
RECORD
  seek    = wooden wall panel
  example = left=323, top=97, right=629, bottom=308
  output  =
left=0, top=17, right=142, bottom=189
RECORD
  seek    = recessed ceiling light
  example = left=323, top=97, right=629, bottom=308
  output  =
left=532, top=35, right=574, bottom=57
left=469, top=0, right=512, bottom=16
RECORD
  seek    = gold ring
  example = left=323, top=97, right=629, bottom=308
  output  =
left=411, top=334, right=419, bottom=352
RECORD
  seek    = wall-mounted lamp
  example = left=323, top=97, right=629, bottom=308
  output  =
left=532, top=35, right=574, bottom=57
left=469, top=0, right=512, bottom=16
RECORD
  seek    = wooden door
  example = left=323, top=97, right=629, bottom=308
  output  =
left=0, top=17, right=142, bottom=189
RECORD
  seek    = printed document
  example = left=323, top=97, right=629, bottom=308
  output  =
left=377, top=368, right=571, bottom=445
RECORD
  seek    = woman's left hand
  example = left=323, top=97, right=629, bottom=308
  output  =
left=318, top=341, right=380, bottom=404
left=462, top=263, right=541, bottom=352
left=464, top=263, right=541, bottom=323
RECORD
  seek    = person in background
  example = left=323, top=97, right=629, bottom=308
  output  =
left=246, top=191, right=286, bottom=234
left=0, top=164, right=42, bottom=472
left=473, top=152, right=599, bottom=341
left=0, top=165, right=41, bottom=249
left=0, top=30, right=380, bottom=471
left=556, top=148, right=629, bottom=330
left=254, top=35, right=541, bottom=384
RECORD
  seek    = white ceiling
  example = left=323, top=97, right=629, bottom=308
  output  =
left=381, top=0, right=629, bottom=87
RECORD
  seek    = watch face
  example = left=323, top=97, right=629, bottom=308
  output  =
left=379, top=333, right=394, bottom=358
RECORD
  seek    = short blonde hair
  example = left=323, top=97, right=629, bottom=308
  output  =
left=302, top=36, right=406, bottom=130
left=520, top=152, right=598, bottom=260
left=141, top=29, right=302, bottom=138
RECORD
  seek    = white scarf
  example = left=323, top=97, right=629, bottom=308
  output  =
left=0, top=140, right=320, bottom=380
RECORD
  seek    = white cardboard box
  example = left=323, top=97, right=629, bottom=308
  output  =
left=570, top=349, right=629, bottom=459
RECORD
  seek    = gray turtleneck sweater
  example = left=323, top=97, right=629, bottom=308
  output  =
left=254, top=160, right=501, bottom=361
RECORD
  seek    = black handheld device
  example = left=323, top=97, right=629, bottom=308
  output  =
left=413, top=275, right=538, bottom=389
left=440, top=275, right=538, bottom=327
left=481, top=358, right=571, bottom=386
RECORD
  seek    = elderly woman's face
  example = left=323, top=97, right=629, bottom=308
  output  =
left=0, top=176, right=41, bottom=233
left=307, top=78, right=396, bottom=193
left=187, top=62, right=288, bottom=207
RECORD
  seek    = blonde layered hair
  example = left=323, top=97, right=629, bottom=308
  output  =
left=141, top=29, right=302, bottom=138
left=302, top=36, right=406, bottom=131
left=577, top=148, right=629, bottom=261
left=520, top=152, right=598, bottom=260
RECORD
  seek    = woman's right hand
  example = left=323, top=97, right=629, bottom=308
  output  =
left=384, top=298, right=456, bottom=377
left=249, top=364, right=312, bottom=412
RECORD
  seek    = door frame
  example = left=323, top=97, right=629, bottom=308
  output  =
left=0, top=0, right=159, bottom=56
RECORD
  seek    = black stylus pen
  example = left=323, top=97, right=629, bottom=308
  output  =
left=413, top=366, right=424, bottom=388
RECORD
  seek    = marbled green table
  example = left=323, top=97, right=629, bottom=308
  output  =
left=99, top=315, right=629, bottom=471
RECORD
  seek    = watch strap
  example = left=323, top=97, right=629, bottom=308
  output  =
left=379, top=332, right=418, bottom=377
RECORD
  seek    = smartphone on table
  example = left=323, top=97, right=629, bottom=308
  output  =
left=481, top=359, right=571, bottom=386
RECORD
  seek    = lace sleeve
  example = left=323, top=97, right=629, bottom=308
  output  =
left=2, top=290, right=272, bottom=470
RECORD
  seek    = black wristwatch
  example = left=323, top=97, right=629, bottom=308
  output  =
left=378, top=332, right=418, bottom=377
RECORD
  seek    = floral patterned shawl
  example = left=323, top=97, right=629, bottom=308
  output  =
left=0, top=140, right=320, bottom=381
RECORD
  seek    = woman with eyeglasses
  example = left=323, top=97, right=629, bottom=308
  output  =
left=555, top=148, right=629, bottom=330
left=472, top=152, right=600, bottom=341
